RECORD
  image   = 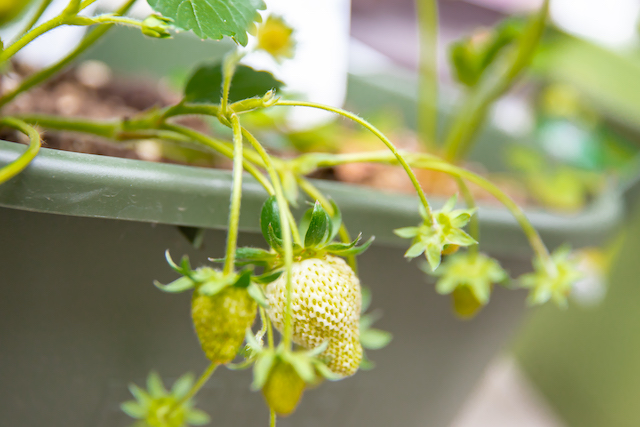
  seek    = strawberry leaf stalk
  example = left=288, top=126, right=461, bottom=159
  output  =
left=394, top=195, right=477, bottom=271
left=229, top=197, right=374, bottom=377
left=155, top=251, right=264, bottom=365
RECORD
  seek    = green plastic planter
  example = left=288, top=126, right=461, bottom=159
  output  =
left=0, top=29, right=632, bottom=427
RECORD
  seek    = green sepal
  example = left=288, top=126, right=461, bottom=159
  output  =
left=253, top=270, right=283, bottom=285
left=324, top=233, right=361, bottom=252
left=120, top=400, right=145, bottom=419
left=360, top=328, right=392, bottom=350
left=232, top=268, right=253, bottom=288
left=247, top=283, right=269, bottom=308
left=303, top=341, right=330, bottom=358
left=251, top=349, right=276, bottom=390
left=404, top=242, right=426, bottom=259
left=170, top=373, right=195, bottom=399
left=260, top=196, right=283, bottom=245
left=360, top=286, right=372, bottom=314
left=359, top=353, right=375, bottom=370
left=282, top=352, right=316, bottom=383
left=146, top=371, right=167, bottom=398
left=304, top=201, right=331, bottom=248
left=327, top=236, right=374, bottom=256
left=267, top=224, right=284, bottom=252
left=393, top=227, right=420, bottom=238
left=153, top=276, right=194, bottom=293
left=298, top=205, right=314, bottom=240
left=141, top=14, right=173, bottom=39
left=164, top=250, right=192, bottom=276
left=198, top=277, right=233, bottom=296
left=312, top=359, right=343, bottom=381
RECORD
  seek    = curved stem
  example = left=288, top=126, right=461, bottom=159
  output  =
left=175, top=362, right=217, bottom=407
left=223, top=114, right=244, bottom=275
left=0, top=118, right=42, bottom=185
left=162, top=124, right=274, bottom=195
left=275, top=100, right=435, bottom=226
left=241, top=127, right=295, bottom=351
left=221, top=52, right=244, bottom=115
left=0, top=13, right=68, bottom=65
left=15, top=0, right=54, bottom=42
left=295, top=176, right=358, bottom=274
left=454, top=177, right=479, bottom=256
left=0, top=0, right=138, bottom=109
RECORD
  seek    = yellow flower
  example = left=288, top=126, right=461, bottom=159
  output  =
left=256, top=16, right=295, bottom=62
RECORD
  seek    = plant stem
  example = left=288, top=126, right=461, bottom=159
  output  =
left=241, top=127, right=296, bottom=351
left=0, top=118, right=41, bottom=185
left=223, top=115, right=244, bottom=275
left=91, top=14, right=143, bottom=28
left=454, top=177, right=479, bottom=255
left=0, top=0, right=138, bottom=109
left=295, top=176, right=358, bottom=273
left=161, top=124, right=275, bottom=195
left=15, top=114, right=118, bottom=137
left=0, top=14, right=68, bottom=65
left=176, top=362, right=218, bottom=407
left=15, top=0, right=54, bottom=42
left=221, top=51, right=244, bottom=115
left=417, top=0, right=438, bottom=152
left=275, top=100, right=435, bottom=226
left=270, top=409, right=277, bottom=427
left=442, top=0, right=549, bottom=162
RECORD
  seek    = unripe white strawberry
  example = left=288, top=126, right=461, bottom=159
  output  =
left=265, top=255, right=362, bottom=377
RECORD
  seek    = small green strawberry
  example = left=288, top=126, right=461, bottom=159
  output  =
left=191, top=286, right=257, bottom=364
left=261, top=358, right=305, bottom=416
left=155, top=251, right=266, bottom=364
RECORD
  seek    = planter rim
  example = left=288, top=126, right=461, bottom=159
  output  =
left=0, top=139, right=624, bottom=254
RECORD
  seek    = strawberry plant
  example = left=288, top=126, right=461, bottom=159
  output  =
left=0, top=0, right=585, bottom=425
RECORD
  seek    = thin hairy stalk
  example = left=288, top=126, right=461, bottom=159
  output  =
left=0, top=118, right=41, bottom=185
left=270, top=409, right=277, bottom=427
left=0, top=14, right=68, bottom=64
left=0, top=0, right=137, bottom=109
left=15, top=0, right=54, bottom=41
left=295, top=176, right=358, bottom=274
left=80, top=0, right=100, bottom=8
left=221, top=52, right=244, bottom=115
left=241, top=127, right=296, bottom=351
left=416, top=160, right=551, bottom=268
left=90, top=14, right=143, bottom=27
left=223, top=115, right=245, bottom=275
left=175, top=362, right=218, bottom=407
left=417, top=0, right=438, bottom=151
left=15, top=114, right=119, bottom=137
left=161, top=124, right=275, bottom=195
left=275, top=100, right=435, bottom=226
left=443, top=0, right=549, bottom=162
left=454, top=177, right=479, bottom=256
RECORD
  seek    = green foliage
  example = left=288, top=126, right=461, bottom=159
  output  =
left=121, top=371, right=210, bottom=427
left=0, top=0, right=32, bottom=26
left=147, top=0, right=265, bottom=46
left=184, top=63, right=284, bottom=104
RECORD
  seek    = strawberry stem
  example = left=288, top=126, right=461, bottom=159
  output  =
left=223, top=114, right=245, bottom=275
left=275, top=100, right=436, bottom=227
left=175, top=362, right=218, bottom=408
left=0, top=118, right=41, bottom=185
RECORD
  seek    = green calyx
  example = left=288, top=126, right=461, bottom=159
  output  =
left=141, top=14, right=173, bottom=39
left=395, top=195, right=477, bottom=271
left=121, top=371, right=210, bottom=427
left=154, top=250, right=268, bottom=308
left=520, top=246, right=583, bottom=308
left=230, top=196, right=373, bottom=269
left=425, top=251, right=509, bottom=318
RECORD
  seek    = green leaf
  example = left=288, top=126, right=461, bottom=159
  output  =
left=360, top=328, right=393, bottom=350
left=147, top=0, right=265, bottom=46
left=247, top=283, right=269, bottom=308
left=251, top=350, right=276, bottom=390
left=153, top=277, right=194, bottom=293
left=304, top=201, right=331, bottom=248
left=184, top=63, right=284, bottom=104
left=171, top=373, right=195, bottom=399
left=260, top=196, right=282, bottom=245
